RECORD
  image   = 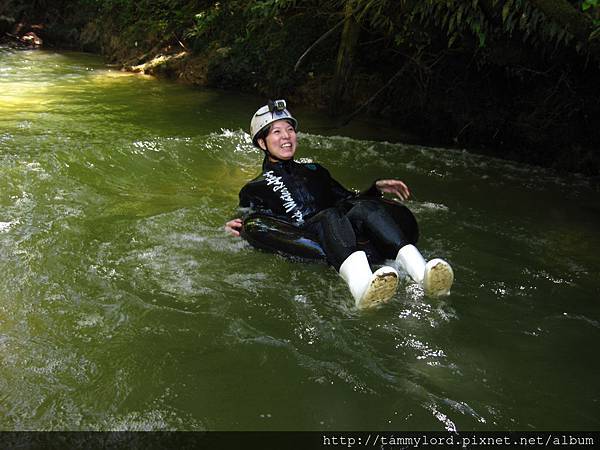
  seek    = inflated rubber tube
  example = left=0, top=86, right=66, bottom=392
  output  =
left=241, top=198, right=419, bottom=263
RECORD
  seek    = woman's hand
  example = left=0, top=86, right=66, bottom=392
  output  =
left=225, top=218, right=243, bottom=237
left=375, top=179, right=411, bottom=201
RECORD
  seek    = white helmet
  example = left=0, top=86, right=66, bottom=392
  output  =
left=250, top=99, right=298, bottom=147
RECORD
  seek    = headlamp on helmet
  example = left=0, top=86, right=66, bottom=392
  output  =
left=269, top=99, right=287, bottom=112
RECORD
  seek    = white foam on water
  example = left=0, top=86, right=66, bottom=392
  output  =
left=444, top=398, right=487, bottom=424
left=427, top=403, right=458, bottom=432
left=410, top=201, right=450, bottom=214
left=132, top=139, right=162, bottom=153
left=401, top=334, right=447, bottom=363
left=100, top=408, right=204, bottom=431
left=0, top=220, right=19, bottom=232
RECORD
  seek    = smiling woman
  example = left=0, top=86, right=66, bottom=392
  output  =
left=225, top=100, right=454, bottom=308
left=258, top=119, right=297, bottom=161
left=249, top=99, right=299, bottom=161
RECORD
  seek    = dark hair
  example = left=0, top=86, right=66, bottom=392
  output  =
left=255, top=125, right=271, bottom=145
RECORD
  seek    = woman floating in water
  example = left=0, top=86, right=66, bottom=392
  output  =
left=225, top=100, right=454, bottom=309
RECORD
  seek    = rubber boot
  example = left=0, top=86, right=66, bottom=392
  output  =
left=396, top=244, right=454, bottom=297
left=395, top=244, right=426, bottom=282
left=422, top=258, right=454, bottom=297
left=339, top=251, right=398, bottom=309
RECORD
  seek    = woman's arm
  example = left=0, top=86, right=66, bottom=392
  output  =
left=375, top=179, right=411, bottom=201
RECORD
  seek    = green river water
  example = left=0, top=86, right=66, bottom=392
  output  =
left=1, top=48, right=599, bottom=431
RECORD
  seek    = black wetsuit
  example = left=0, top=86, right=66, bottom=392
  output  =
left=239, top=158, right=413, bottom=270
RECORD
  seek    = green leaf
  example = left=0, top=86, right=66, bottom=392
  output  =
left=582, top=0, right=598, bottom=11
left=502, top=3, right=510, bottom=22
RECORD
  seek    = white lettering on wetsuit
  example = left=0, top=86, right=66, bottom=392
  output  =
left=263, top=170, right=304, bottom=225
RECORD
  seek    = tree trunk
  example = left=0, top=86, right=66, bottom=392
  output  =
left=330, top=3, right=361, bottom=115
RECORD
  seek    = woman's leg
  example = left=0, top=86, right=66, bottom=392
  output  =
left=305, top=207, right=398, bottom=308
left=345, top=199, right=409, bottom=259
left=304, top=207, right=357, bottom=271
left=346, top=199, right=453, bottom=296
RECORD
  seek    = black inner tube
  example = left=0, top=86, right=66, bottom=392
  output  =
left=241, top=198, right=418, bottom=263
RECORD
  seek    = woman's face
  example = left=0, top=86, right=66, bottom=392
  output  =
left=259, top=119, right=297, bottom=161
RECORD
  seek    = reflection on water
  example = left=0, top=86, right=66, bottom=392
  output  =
left=1, top=48, right=599, bottom=431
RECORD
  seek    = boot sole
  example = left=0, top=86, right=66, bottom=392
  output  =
left=423, top=259, right=454, bottom=297
left=358, top=271, right=399, bottom=309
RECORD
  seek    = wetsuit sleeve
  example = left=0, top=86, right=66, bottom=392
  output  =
left=239, top=185, right=251, bottom=209
left=239, top=183, right=273, bottom=218
left=239, top=185, right=258, bottom=211
left=360, top=180, right=384, bottom=198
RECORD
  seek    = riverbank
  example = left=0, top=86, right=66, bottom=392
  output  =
left=53, top=35, right=600, bottom=179
left=2, top=0, right=599, bottom=177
